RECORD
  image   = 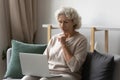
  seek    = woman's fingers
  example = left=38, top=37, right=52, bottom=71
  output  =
left=58, top=34, right=66, bottom=44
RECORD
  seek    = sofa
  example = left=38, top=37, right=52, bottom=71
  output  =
left=3, top=47, right=120, bottom=80
left=2, top=39, right=120, bottom=80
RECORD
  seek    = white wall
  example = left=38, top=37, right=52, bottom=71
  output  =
left=35, top=0, right=120, bottom=54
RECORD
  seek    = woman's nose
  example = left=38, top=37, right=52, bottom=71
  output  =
left=61, top=23, right=64, bottom=27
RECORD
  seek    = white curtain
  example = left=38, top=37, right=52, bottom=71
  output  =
left=9, top=0, right=38, bottom=43
left=0, top=0, right=38, bottom=78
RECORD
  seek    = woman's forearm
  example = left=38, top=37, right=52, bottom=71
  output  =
left=62, top=44, right=73, bottom=62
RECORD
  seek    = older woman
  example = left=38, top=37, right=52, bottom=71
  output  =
left=22, top=7, right=87, bottom=80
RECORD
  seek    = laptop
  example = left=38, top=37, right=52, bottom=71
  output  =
left=19, top=53, right=62, bottom=78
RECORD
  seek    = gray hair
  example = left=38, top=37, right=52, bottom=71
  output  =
left=55, top=7, right=81, bottom=29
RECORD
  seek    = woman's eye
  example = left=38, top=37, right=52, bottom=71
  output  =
left=58, top=21, right=69, bottom=24
left=64, top=21, right=68, bottom=23
left=58, top=21, right=62, bottom=23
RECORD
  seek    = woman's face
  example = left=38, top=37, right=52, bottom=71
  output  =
left=58, top=15, right=74, bottom=33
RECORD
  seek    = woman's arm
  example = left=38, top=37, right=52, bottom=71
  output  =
left=58, top=34, right=74, bottom=62
left=61, top=43, right=73, bottom=62
left=66, top=39, right=87, bottom=72
left=59, top=35, right=87, bottom=72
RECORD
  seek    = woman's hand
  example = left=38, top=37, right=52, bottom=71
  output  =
left=58, top=34, right=66, bottom=46
left=58, top=34, right=73, bottom=62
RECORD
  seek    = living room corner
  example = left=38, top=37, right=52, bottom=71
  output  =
left=1, top=0, right=120, bottom=80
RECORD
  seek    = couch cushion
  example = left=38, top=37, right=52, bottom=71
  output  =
left=82, top=50, right=114, bottom=80
left=112, top=54, right=120, bottom=80
left=4, top=40, right=47, bottom=79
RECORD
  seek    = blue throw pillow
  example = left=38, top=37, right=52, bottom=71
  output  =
left=4, top=40, right=47, bottom=79
left=82, top=50, right=114, bottom=80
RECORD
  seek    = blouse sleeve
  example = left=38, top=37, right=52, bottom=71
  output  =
left=43, top=37, right=54, bottom=57
left=43, top=40, right=52, bottom=57
left=66, top=38, right=87, bottom=72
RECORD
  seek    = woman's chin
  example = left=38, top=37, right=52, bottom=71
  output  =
left=63, top=31, right=68, bottom=34
left=62, top=30, right=68, bottom=33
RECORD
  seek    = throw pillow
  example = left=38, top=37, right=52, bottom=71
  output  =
left=4, top=40, right=47, bottom=79
left=82, top=50, right=114, bottom=80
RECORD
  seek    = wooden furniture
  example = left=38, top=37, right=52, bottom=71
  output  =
left=43, top=24, right=109, bottom=53
left=90, top=27, right=108, bottom=53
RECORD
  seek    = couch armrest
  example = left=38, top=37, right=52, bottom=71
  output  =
left=6, top=48, right=12, bottom=69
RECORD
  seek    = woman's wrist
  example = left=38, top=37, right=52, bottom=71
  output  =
left=61, top=44, right=67, bottom=48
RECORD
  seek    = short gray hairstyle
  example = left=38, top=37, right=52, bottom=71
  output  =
left=55, top=7, right=81, bottom=29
